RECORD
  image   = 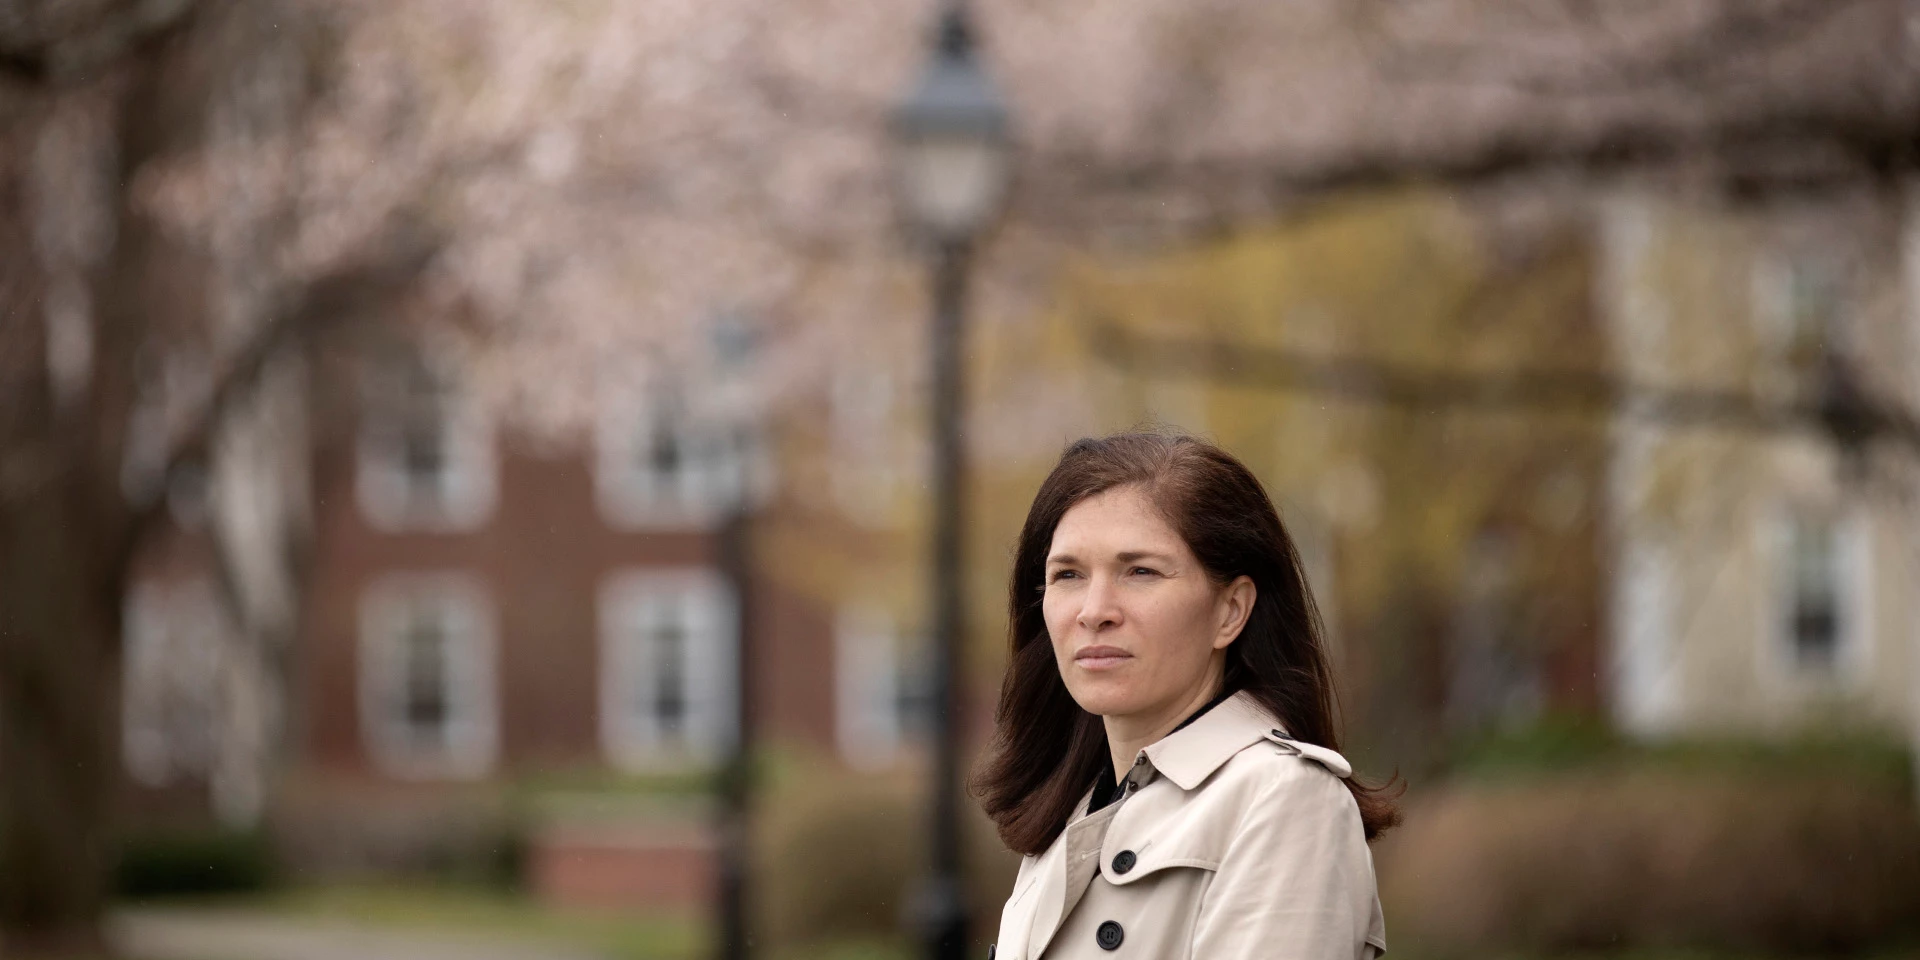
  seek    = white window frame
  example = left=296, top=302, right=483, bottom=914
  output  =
left=1610, top=536, right=1681, bottom=736
left=595, top=377, right=770, bottom=531
left=123, top=578, right=229, bottom=789
left=1758, top=501, right=1873, bottom=689
left=598, top=568, right=739, bottom=770
left=834, top=607, right=931, bottom=769
left=357, top=573, right=499, bottom=780
left=355, top=351, right=496, bottom=533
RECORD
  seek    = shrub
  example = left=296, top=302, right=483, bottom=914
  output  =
left=116, top=826, right=276, bottom=899
left=1377, top=768, right=1920, bottom=957
left=1446, top=716, right=1914, bottom=789
left=270, top=781, right=530, bottom=890
left=753, top=765, right=1019, bottom=952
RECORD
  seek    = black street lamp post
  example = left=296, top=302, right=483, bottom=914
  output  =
left=890, top=5, right=1011, bottom=960
left=716, top=506, right=756, bottom=960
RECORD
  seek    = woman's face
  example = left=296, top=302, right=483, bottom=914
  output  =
left=1042, top=483, right=1255, bottom=721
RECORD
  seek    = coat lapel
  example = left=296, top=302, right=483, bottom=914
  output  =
left=1025, top=799, right=1119, bottom=959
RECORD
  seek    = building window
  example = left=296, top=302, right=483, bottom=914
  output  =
left=595, top=375, right=769, bottom=530
left=1768, top=505, right=1871, bottom=683
left=358, top=574, right=497, bottom=779
left=598, top=569, right=738, bottom=769
left=123, top=579, right=228, bottom=790
left=356, top=349, right=496, bottom=533
left=1753, top=252, right=1850, bottom=377
left=835, top=607, right=932, bottom=769
left=123, top=578, right=275, bottom=826
left=1611, top=537, right=1679, bottom=735
left=1787, top=515, right=1839, bottom=668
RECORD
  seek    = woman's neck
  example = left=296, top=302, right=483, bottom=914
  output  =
left=1102, top=668, right=1226, bottom=783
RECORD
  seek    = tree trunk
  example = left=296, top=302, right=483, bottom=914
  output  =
left=0, top=23, right=173, bottom=958
left=0, top=489, right=125, bottom=959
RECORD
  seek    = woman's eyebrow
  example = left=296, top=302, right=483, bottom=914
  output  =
left=1044, top=549, right=1175, bottom=560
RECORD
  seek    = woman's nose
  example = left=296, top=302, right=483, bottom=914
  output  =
left=1076, top=577, right=1122, bottom=631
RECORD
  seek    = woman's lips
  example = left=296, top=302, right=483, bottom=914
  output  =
left=1074, top=645, right=1133, bottom=670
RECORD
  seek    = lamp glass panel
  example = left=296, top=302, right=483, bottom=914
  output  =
left=899, top=134, right=1007, bottom=238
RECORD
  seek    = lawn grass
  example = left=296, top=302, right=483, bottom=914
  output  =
left=155, top=883, right=921, bottom=960
left=251, top=882, right=704, bottom=960
left=768, top=937, right=912, bottom=960
left=129, top=883, right=1919, bottom=960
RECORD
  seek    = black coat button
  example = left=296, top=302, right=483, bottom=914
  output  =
left=1096, top=920, right=1125, bottom=951
left=1111, top=850, right=1137, bottom=874
left=987, top=946, right=995, bottom=960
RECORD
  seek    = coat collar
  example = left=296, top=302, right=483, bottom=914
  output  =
left=1139, top=689, right=1289, bottom=789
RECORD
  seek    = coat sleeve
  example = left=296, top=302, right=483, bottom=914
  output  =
left=1190, top=764, right=1383, bottom=960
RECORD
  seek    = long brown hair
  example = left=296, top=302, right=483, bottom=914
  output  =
left=971, top=432, right=1402, bottom=855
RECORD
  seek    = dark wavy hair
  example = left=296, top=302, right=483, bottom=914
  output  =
left=970, top=432, right=1402, bottom=856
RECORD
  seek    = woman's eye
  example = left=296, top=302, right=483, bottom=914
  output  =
left=1048, top=570, right=1078, bottom=583
left=1130, top=567, right=1157, bottom=577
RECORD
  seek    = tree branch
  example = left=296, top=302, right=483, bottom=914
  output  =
left=0, top=0, right=198, bottom=86
left=1373, top=0, right=1883, bottom=97
left=120, top=221, right=441, bottom=550
left=1019, top=96, right=1920, bottom=243
left=1085, top=317, right=1920, bottom=459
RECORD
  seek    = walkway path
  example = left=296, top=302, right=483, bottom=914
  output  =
left=113, top=907, right=613, bottom=960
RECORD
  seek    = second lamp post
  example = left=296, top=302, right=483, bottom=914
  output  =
left=890, top=3, right=1011, bottom=959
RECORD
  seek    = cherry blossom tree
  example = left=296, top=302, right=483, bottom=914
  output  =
left=0, top=2, right=439, bottom=952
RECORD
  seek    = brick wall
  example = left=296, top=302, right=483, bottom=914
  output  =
left=296, top=427, right=839, bottom=779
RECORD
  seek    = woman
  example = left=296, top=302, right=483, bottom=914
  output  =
left=973, top=432, right=1401, bottom=960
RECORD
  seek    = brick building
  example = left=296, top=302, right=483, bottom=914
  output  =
left=122, top=329, right=938, bottom=910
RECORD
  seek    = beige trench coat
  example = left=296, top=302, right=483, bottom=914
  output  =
left=990, top=691, right=1387, bottom=960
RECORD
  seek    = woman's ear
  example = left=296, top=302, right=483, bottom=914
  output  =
left=1213, top=575, right=1257, bottom=649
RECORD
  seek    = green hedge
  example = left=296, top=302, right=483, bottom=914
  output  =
left=116, top=827, right=277, bottom=899
left=1445, top=714, right=1914, bottom=788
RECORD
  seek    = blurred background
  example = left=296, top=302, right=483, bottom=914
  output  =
left=4, top=0, right=1920, bottom=959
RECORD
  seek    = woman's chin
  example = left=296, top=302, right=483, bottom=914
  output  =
left=1067, top=680, right=1146, bottom=718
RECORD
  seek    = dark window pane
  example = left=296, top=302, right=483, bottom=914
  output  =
left=1789, top=516, right=1841, bottom=669
left=395, top=356, right=449, bottom=494
left=646, top=417, right=683, bottom=480
left=650, top=608, right=687, bottom=736
left=402, top=422, right=446, bottom=486
left=402, top=615, right=449, bottom=742
left=1794, top=601, right=1838, bottom=666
